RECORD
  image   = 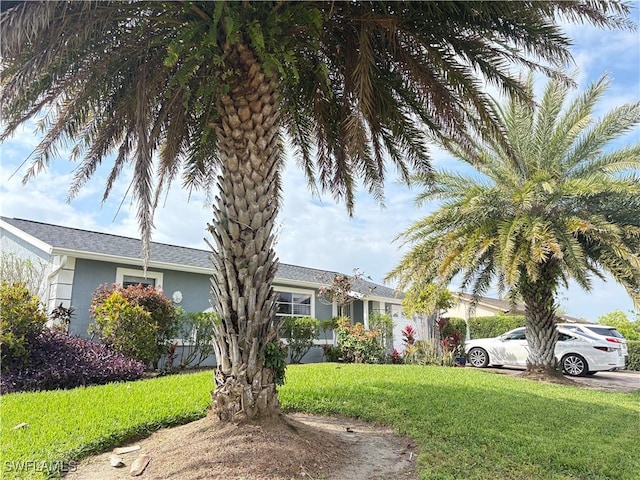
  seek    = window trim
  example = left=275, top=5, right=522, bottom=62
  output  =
left=115, top=267, right=164, bottom=290
left=274, top=286, right=315, bottom=319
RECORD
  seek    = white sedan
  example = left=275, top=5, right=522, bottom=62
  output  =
left=465, top=327, right=625, bottom=376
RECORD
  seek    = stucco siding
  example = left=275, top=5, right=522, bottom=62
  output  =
left=446, top=302, right=502, bottom=319
left=70, top=258, right=118, bottom=335
left=159, top=270, right=211, bottom=313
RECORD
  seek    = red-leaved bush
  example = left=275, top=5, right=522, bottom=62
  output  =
left=0, top=329, right=145, bottom=394
left=90, top=283, right=177, bottom=366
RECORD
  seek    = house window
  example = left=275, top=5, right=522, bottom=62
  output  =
left=115, top=267, right=163, bottom=289
left=275, top=288, right=313, bottom=318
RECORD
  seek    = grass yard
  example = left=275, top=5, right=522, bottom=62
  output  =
left=1, top=364, right=638, bottom=479
left=1, top=372, right=212, bottom=479
left=281, top=364, right=640, bottom=480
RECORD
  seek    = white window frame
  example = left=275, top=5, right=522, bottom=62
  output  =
left=115, top=267, right=164, bottom=290
left=274, top=286, right=315, bottom=319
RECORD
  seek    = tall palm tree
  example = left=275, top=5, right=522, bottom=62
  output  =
left=387, top=74, right=640, bottom=376
left=0, top=1, right=632, bottom=419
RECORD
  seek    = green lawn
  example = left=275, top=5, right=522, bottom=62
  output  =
left=2, top=365, right=638, bottom=479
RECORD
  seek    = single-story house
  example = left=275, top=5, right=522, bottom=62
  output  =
left=409, top=292, right=585, bottom=344
left=1, top=217, right=411, bottom=362
left=446, top=293, right=526, bottom=319
left=401, top=294, right=527, bottom=343
left=445, top=293, right=584, bottom=325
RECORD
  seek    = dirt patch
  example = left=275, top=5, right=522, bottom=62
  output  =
left=64, top=412, right=417, bottom=480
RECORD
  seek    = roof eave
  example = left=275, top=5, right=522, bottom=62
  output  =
left=0, top=219, right=54, bottom=255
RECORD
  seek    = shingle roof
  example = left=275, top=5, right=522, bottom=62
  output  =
left=1, top=217, right=399, bottom=299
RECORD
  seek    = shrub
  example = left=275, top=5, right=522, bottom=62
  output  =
left=335, top=317, right=386, bottom=364
left=0, top=329, right=145, bottom=393
left=281, top=316, right=320, bottom=364
left=389, top=348, right=403, bottom=364
left=265, top=340, right=288, bottom=386
left=437, top=317, right=466, bottom=349
left=468, top=315, right=525, bottom=339
left=404, top=340, right=441, bottom=365
left=90, top=284, right=177, bottom=366
left=402, top=325, right=417, bottom=348
left=369, top=311, right=394, bottom=350
left=626, top=341, right=640, bottom=371
left=0, top=282, right=46, bottom=370
left=49, top=303, right=74, bottom=333
left=90, top=290, right=155, bottom=363
left=443, top=317, right=467, bottom=339
left=171, top=309, right=217, bottom=368
left=321, top=344, right=342, bottom=362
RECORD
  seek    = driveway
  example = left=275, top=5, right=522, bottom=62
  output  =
left=481, top=367, right=640, bottom=393
left=571, top=370, right=640, bottom=393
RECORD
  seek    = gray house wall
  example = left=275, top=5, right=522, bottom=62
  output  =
left=70, top=259, right=116, bottom=335
left=71, top=258, right=213, bottom=336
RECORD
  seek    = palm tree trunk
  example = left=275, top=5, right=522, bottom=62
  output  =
left=207, top=42, right=283, bottom=422
left=519, top=266, right=561, bottom=377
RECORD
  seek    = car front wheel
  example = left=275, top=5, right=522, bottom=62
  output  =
left=467, top=348, right=489, bottom=368
left=561, top=354, right=588, bottom=376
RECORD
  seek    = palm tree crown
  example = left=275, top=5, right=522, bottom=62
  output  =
left=388, top=74, right=640, bottom=373
left=1, top=2, right=632, bottom=247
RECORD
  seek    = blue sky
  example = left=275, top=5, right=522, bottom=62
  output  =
left=1, top=12, right=639, bottom=322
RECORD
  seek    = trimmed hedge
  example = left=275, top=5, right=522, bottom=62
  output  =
left=626, top=340, right=640, bottom=371
left=443, top=317, right=467, bottom=337
left=468, top=315, right=525, bottom=339
left=1, top=329, right=145, bottom=394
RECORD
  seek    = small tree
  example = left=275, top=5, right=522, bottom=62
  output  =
left=0, top=251, right=48, bottom=300
left=281, top=316, right=320, bottom=364
left=402, top=282, right=454, bottom=342
left=317, top=269, right=374, bottom=318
